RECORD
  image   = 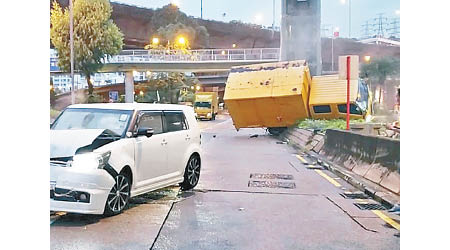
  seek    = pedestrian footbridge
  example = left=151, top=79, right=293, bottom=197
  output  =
left=51, top=48, right=280, bottom=73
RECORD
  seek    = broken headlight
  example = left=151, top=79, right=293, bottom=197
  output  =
left=71, top=151, right=111, bottom=169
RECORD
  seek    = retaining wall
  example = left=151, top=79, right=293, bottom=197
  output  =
left=281, top=128, right=400, bottom=195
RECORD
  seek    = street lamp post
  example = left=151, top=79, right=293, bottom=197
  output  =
left=331, top=27, right=339, bottom=71
left=340, top=0, right=351, bottom=38
left=331, top=37, right=334, bottom=71
left=69, top=0, right=75, bottom=104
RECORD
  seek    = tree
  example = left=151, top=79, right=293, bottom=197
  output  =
left=50, top=78, right=56, bottom=107
left=360, top=57, right=400, bottom=90
left=147, top=4, right=209, bottom=49
left=50, top=0, right=123, bottom=97
left=360, top=57, right=400, bottom=109
left=138, top=72, right=198, bottom=104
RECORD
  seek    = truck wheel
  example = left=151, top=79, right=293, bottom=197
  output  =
left=267, top=127, right=287, bottom=136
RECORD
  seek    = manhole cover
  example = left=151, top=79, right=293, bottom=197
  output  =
left=248, top=180, right=296, bottom=189
left=249, top=173, right=294, bottom=180
left=340, top=192, right=369, bottom=199
left=354, top=203, right=387, bottom=210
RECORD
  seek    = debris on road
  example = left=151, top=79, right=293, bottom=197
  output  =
left=388, top=204, right=400, bottom=215
left=250, top=134, right=259, bottom=138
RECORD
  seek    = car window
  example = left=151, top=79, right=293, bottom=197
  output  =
left=313, top=105, right=331, bottom=114
left=337, top=104, right=363, bottom=115
left=137, top=112, right=163, bottom=134
left=164, top=111, right=188, bottom=132
left=51, top=108, right=132, bottom=137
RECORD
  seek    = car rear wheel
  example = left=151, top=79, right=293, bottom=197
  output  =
left=180, top=154, right=201, bottom=190
left=104, top=174, right=130, bottom=216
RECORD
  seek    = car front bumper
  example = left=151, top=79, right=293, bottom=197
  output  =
left=50, top=165, right=115, bottom=214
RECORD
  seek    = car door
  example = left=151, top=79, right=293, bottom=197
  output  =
left=134, top=111, right=168, bottom=188
left=163, top=110, right=190, bottom=176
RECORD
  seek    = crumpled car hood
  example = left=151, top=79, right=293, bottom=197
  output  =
left=50, top=129, right=110, bottom=158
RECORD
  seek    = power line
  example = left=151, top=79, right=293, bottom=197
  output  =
left=360, top=21, right=370, bottom=39
left=386, top=18, right=400, bottom=38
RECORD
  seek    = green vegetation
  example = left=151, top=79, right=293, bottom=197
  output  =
left=50, top=0, right=124, bottom=97
left=297, top=119, right=365, bottom=130
left=146, top=4, right=209, bottom=49
left=135, top=72, right=199, bottom=104
left=138, top=4, right=207, bottom=104
left=50, top=109, right=61, bottom=120
left=360, top=57, right=399, bottom=89
left=50, top=78, right=56, bottom=107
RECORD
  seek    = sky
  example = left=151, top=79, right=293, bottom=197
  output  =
left=112, top=0, right=400, bottom=38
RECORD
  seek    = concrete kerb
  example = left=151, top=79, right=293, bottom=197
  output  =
left=307, top=150, right=398, bottom=208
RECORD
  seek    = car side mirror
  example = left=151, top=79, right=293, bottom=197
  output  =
left=135, top=128, right=154, bottom=137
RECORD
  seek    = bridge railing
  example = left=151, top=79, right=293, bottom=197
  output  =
left=104, top=48, right=280, bottom=63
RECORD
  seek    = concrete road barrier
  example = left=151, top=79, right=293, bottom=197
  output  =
left=281, top=128, right=399, bottom=195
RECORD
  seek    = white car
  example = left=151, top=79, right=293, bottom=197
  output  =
left=50, top=103, right=202, bottom=215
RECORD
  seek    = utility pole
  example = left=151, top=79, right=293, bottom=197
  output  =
left=69, top=0, right=75, bottom=104
left=272, top=0, right=275, bottom=29
left=272, top=0, right=275, bottom=38
left=348, top=0, right=351, bottom=38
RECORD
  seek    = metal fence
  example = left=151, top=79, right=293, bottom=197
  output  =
left=103, top=48, right=280, bottom=63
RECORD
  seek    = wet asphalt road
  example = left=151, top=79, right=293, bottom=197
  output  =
left=50, top=113, right=399, bottom=250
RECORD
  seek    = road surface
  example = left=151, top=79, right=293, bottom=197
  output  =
left=50, top=113, right=399, bottom=250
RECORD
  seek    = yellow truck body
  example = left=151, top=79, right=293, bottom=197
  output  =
left=224, top=60, right=311, bottom=130
left=194, top=92, right=219, bottom=120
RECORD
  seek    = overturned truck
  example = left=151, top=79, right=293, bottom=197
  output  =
left=224, top=57, right=371, bottom=135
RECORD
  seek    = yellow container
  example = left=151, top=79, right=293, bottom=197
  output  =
left=308, top=74, right=369, bottom=120
left=224, top=60, right=311, bottom=130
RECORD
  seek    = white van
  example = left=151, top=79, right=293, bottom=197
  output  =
left=50, top=103, right=202, bottom=215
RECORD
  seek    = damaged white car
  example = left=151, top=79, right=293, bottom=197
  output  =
left=50, top=103, right=202, bottom=215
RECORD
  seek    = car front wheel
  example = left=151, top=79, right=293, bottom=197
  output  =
left=180, top=154, right=201, bottom=190
left=104, top=174, right=130, bottom=216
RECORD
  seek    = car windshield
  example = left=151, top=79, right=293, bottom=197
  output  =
left=195, top=102, right=211, bottom=108
left=51, top=108, right=133, bottom=136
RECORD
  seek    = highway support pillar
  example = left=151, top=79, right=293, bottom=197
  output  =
left=125, top=71, right=134, bottom=103
left=280, top=0, right=321, bottom=76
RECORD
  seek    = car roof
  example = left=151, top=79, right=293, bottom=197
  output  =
left=67, top=103, right=194, bottom=112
